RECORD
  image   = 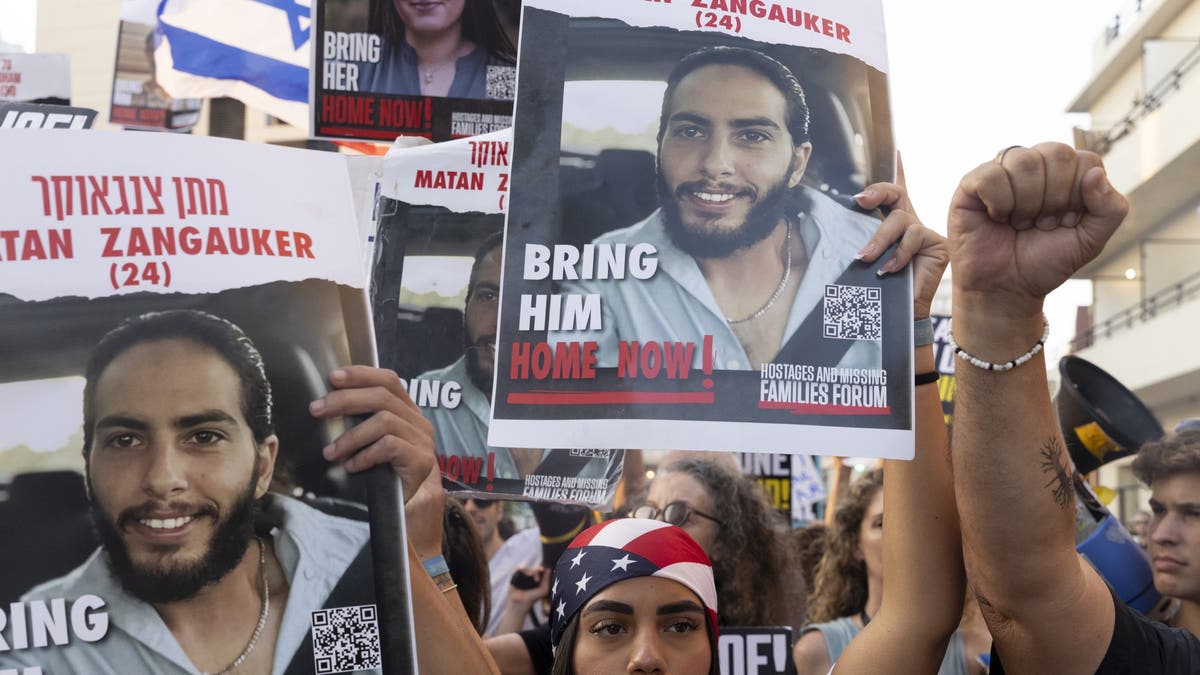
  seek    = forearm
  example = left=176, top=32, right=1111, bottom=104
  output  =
left=840, top=346, right=962, bottom=674
left=409, top=542, right=501, bottom=674
left=949, top=303, right=1079, bottom=605
left=494, top=597, right=534, bottom=636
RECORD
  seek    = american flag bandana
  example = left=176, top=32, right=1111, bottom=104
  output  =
left=549, top=518, right=719, bottom=649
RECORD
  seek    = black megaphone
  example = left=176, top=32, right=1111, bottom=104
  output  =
left=1055, top=355, right=1164, bottom=475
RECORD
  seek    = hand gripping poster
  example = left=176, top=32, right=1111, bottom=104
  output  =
left=313, top=0, right=519, bottom=142
left=488, top=0, right=914, bottom=458
left=369, top=129, right=625, bottom=507
left=0, top=131, right=404, bottom=674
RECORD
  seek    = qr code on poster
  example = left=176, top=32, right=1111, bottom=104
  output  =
left=486, top=65, right=517, bottom=100
left=823, top=284, right=882, bottom=342
left=312, top=605, right=382, bottom=674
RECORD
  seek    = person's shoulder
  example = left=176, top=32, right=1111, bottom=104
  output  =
left=20, top=548, right=104, bottom=601
left=415, top=356, right=466, bottom=383
left=794, top=628, right=833, bottom=675
left=590, top=209, right=664, bottom=246
left=501, top=526, right=542, bottom=554
left=1099, top=599, right=1200, bottom=673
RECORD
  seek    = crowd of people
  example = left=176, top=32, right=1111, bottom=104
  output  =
left=389, top=141, right=1200, bottom=674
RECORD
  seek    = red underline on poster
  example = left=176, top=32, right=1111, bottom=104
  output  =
left=317, top=126, right=433, bottom=140
left=507, top=390, right=716, bottom=405
left=758, top=402, right=892, bottom=416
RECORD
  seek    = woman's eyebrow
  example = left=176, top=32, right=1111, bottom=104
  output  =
left=657, top=600, right=704, bottom=616
left=582, top=600, right=634, bottom=616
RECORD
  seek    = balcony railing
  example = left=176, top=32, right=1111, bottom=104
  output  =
left=1072, top=267, right=1200, bottom=351
left=1104, top=0, right=1155, bottom=45
left=1076, top=37, right=1200, bottom=156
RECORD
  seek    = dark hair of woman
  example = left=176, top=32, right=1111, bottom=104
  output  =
left=368, top=0, right=516, bottom=63
left=549, top=609, right=721, bottom=675
left=806, top=468, right=884, bottom=623
left=662, top=458, right=805, bottom=629
left=442, top=496, right=491, bottom=635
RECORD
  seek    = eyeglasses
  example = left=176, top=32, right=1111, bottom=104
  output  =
left=631, top=501, right=723, bottom=528
left=468, top=498, right=496, bottom=508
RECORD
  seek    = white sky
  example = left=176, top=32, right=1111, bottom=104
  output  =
left=0, top=0, right=36, bottom=51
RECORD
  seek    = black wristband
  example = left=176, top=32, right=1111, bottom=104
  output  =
left=915, top=371, right=940, bottom=386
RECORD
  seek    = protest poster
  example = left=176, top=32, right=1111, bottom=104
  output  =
left=0, top=130, right=404, bottom=674
left=0, top=102, right=97, bottom=129
left=488, top=1, right=913, bottom=458
left=0, top=53, right=70, bottom=105
left=369, top=129, right=625, bottom=507
left=718, top=627, right=796, bottom=675
left=736, top=452, right=826, bottom=524
left=931, top=314, right=956, bottom=427
left=312, top=0, right=518, bottom=142
left=110, top=1, right=202, bottom=132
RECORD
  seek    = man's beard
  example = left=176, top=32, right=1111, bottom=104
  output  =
left=465, top=333, right=496, bottom=398
left=91, top=469, right=260, bottom=604
left=658, top=166, right=799, bottom=259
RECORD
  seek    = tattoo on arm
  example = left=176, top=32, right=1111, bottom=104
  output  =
left=1039, top=436, right=1073, bottom=508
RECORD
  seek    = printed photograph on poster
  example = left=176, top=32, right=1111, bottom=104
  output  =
left=110, top=19, right=202, bottom=131
left=0, top=53, right=71, bottom=105
left=313, top=0, right=518, bottom=142
left=369, top=131, right=624, bottom=507
left=489, top=1, right=913, bottom=457
left=0, top=131, right=392, bottom=675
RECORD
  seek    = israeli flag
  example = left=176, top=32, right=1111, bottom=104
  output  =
left=154, top=0, right=311, bottom=131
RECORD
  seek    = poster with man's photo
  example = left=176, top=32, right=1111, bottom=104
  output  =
left=0, top=53, right=71, bottom=105
left=312, top=0, right=519, bottom=142
left=110, top=0, right=202, bottom=132
left=370, top=129, right=624, bottom=507
left=488, top=0, right=913, bottom=458
left=0, top=131, right=401, bottom=674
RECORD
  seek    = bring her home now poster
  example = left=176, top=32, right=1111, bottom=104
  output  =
left=0, top=130, right=407, bottom=674
left=488, top=0, right=914, bottom=458
left=369, top=129, right=624, bottom=507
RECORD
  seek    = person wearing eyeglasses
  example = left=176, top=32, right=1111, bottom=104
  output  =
left=637, top=456, right=806, bottom=632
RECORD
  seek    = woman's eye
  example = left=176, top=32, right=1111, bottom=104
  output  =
left=590, top=621, right=626, bottom=636
left=665, top=619, right=699, bottom=633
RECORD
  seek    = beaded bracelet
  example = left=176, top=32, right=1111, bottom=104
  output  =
left=948, top=316, right=1049, bottom=372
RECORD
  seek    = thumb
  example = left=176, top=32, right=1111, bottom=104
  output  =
left=1080, top=166, right=1128, bottom=233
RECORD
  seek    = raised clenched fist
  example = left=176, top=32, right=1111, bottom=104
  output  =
left=948, top=142, right=1128, bottom=320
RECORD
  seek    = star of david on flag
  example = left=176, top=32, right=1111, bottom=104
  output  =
left=154, top=0, right=311, bottom=130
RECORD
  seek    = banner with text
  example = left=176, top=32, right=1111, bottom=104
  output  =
left=488, top=1, right=913, bottom=457
left=0, top=130, right=397, bottom=674
left=370, top=131, right=623, bottom=507
left=0, top=53, right=70, bottom=104
left=312, top=0, right=518, bottom=142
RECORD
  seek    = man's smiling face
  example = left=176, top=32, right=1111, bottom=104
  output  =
left=657, top=63, right=811, bottom=258
left=86, top=338, right=276, bottom=603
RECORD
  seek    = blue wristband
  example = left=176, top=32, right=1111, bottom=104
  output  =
left=914, top=317, right=934, bottom=347
left=422, top=555, right=449, bottom=578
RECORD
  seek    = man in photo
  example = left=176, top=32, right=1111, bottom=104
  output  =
left=558, top=46, right=897, bottom=371
left=1, top=309, right=432, bottom=674
left=419, top=234, right=617, bottom=482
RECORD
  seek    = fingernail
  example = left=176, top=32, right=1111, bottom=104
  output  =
left=1099, top=172, right=1113, bottom=195
left=876, top=261, right=891, bottom=276
left=322, top=443, right=336, bottom=460
left=1061, top=212, right=1080, bottom=227
left=1037, top=215, right=1057, bottom=230
left=853, top=189, right=872, bottom=201
left=309, top=399, right=325, bottom=414
left=856, top=243, right=876, bottom=260
left=330, top=369, right=347, bottom=382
